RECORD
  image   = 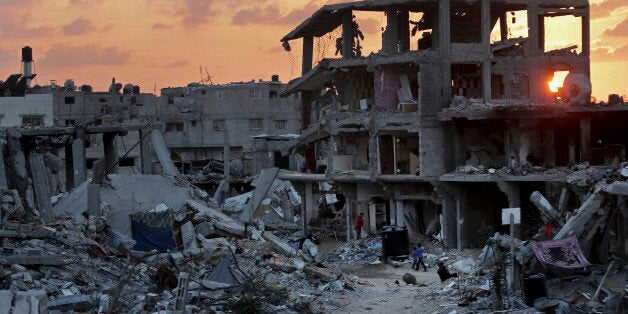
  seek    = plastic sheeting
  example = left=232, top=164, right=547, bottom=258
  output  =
left=131, top=220, right=176, bottom=252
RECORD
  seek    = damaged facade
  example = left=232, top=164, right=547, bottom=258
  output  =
left=159, top=77, right=301, bottom=176
left=279, top=0, right=627, bottom=262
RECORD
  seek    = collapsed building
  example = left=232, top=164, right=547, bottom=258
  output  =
left=278, top=0, right=626, bottom=262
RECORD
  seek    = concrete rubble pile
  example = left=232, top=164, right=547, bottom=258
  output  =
left=0, top=138, right=348, bottom=313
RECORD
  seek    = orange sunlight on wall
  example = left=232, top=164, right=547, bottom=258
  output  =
left=549, top=71, right=570, bottom=93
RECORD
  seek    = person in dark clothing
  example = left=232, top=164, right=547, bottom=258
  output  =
left=437, top=261, right=458, bottom=282
left=412, top=244, right=427, bottom=271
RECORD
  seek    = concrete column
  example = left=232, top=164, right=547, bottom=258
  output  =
left=342, top=10, right=354, bottom=58
left=441, top=192, right=458, bottom=248
left=384, top=9, right=399, bottom=55
left=569, top=133, right=576, bottom=164
left=29, top=153, right=53, bottom=223
left=580, top=116, right=591, bottom=162
left=305, top=182, right=313, bottom=228
left=103, top=132, right=118, bottom=175
left=526, top=4, right=539, bottom=57
left=72, top=139, right=87, bottom=188
left=438, top=0, right=451, bottom=105
left=64, top=140, right=74, bottom=191
left=92, top=158, right=106, bottom=184
left=223, top=130, right=230, bottom=181
left=369, top=132, right=379, bottom=176
left=582, top=6, right=590, bottom=58
left=0, top=138, right=7, bottom=190
left=302, top=36, right=313, bottom=73
left=455, top=188, right=467, bottom=250
left=396, top=200, right=405, bottom=227
left=399, top=10, right=410, bottom=52
left=481, top=0, right=492, bottom=103
left=500, top=13, right=508, bottom=41
left=139, top=129, right=152, bottom=175
left=87, top=183, right=100, bottom=216
left=538, top=15, right=545, bottom=53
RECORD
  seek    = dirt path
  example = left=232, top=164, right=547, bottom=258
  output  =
left=312, top=261, right=461, bottom=314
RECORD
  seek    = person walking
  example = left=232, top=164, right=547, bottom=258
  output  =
left=354, top=213, right=364, bottom=240
left=412, top=244, right=427, bottom=271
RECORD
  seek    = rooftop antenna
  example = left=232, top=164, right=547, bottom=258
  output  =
left=199, top=66, right=213, bottom=85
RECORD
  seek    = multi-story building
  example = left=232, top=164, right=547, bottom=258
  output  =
left=279, top=0, right=627, bottom=250
left=159, top=76, right=301, bottom=175
left=51, top=79, right=159, bottom=173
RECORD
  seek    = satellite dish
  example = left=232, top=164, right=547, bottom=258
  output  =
left=64, top=79, right=75, bottom=91
left=563, top=73, right=591, bottom=106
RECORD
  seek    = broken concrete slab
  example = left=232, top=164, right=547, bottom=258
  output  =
left=240, top=167, right=280, bottom=222
left=0, top=254, right=65, bottom=266
left=48, top=294, right=95, bottom=312
left=530, top=191, right=565, bottom=228
left=303, top=265, right=340, bottom=283
left=150, top=130, right=180, bottom=176
left=181, top=221, right=199, bottom=251
left=554, top=187, right=605, bottom=240
left=196, top=235, right=233, bottom=265
left=14, top=290, right=48, bottom=314
left=262, top=231, right=297, bottom=257
left=187, top=200, right=245, bottom=236
left=0, top=290, right=12, bottom=314
left=28, top=153, right=53, bottom=223
left=52, top=179, right=89, bottom=217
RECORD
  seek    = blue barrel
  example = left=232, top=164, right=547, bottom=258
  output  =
left=381, top=225, right=409, bottom=257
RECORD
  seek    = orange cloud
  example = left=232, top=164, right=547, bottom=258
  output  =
left=62, top=17, right=97, bottom=36
left=591, top=0, right=628, bottom=18
left=162, top=60, right=189, bottom=68
left=173, top=0, right=221, bottom=28
left=603, top=18, right=628, bottom=37
left=41, top=43, right=133, bottom=68
left=231, top=0, right=320, bottom=26
left=591, top=45, right=628, bottom=61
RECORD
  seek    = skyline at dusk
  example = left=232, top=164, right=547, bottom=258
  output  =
left=0, top=0, right=626, bottom=99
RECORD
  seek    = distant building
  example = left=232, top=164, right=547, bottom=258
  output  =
left=159, top=76, right=301, bottom=175
left=0, top=94, right=53, bottom=128
left=51, top=80, right=159, bottom=173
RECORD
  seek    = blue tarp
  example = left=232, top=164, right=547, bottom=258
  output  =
left=131, top=220, right=176, bottom=252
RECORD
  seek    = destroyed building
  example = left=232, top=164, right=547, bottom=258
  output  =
left=159, top=77, right=301, bottom=176
left=279, top=0, right=627, bottom=260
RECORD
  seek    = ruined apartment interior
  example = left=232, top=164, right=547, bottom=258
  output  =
left=278, top=0, right=626, bottom=262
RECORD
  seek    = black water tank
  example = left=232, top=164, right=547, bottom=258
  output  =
left=271, top=74, right=279, bottom=82
left=381, top=225, right=409, bottom=257
left=80, top=85, right=92, bottom=92
left=524, top=273, right=548, bottom=306
left=133, top=85, right=140, bottom=94
left=22, top=46, right=33, bottom=62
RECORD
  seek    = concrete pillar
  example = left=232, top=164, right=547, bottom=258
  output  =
left=526, top=4, right=539, bottom=57
left=438, top=0, right=451, bottom=106
left=103, top=132, right=118, bottom=175
left=384, top=9, right=399, bottom=55
left=92, top=158, right=106, bottom=184
left=399, top=10, right=410, bottom=52
left=441, top=192, right=458, bottom=248
left=342, top=10, right=354, bottom=58
left=538, top=15, right=545, bottom=53
left=64, top=140, right=74, bottom=191
left=582, top=6, right=590, bottom=58
left=72, top=139, right=87, bottom=188
left=223, top=130, right=230, bottom=181
left=0, top=138, right=7, bottom=190
left=500, top=13, right=508, bottom=41
left=543, top=129, right=556, bottom=166
left=87, top=183, right=100, bottom=216
left=305, top=182, right=313, bottom=228
left=139, top=129, right=152, bottom=175
left=580, top=117, right=591, bottom=162
left=302, top=36, right=313, bottom=73
left=481, top=0, right=492, bottom=103
left=569, top=133, right=576, bottom=164
left=369, top=132, right=379, bottom=176
left=396, top=200, right=405, bottom=227
left=29, top=153, right=53, bottom=223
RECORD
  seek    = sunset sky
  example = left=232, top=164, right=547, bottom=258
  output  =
left=0, top=0, right=626, bottom=100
